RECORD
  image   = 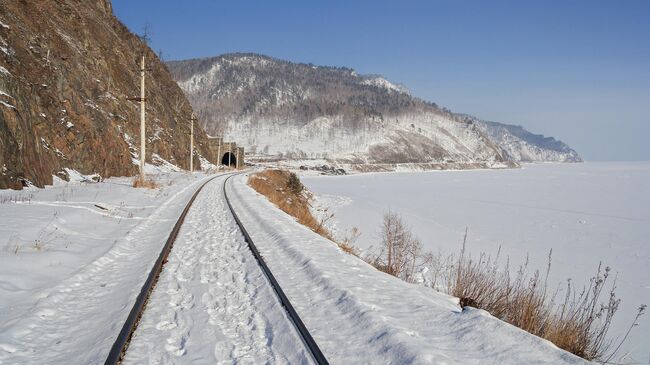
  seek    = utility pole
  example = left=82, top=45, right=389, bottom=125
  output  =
left=127, top=54, right=148, bottom=184
left=139, top=54, right=146, bottom=183
left=217, top=138, right=221, bottom=167
left=228, top=143, right=232, bottom=167
left=190, top=113, right=196, bottom=173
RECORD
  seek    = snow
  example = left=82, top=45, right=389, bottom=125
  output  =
left=0, top=165, right=616, bottom=363
left=301, top=162, right=650, bottom=363
left=0, top=20, right=9, bottom=29
left=65, top=121, right=74, bottom=129
left=0, top=66, right=10, bottom=76
left=226, top=173, right=588, bottom=364
left=361, top=76, right=410, bottom=94
left=0, top=171, right=217, bottom=364
left=125, top=174, right=311, bottom=364
left=0, top=100, right=15, bottom=109
left=0, top=90, right=10, bottom=98
left=151, top=153, right=182, bottom=172
left=198, top=153, right=217, bottom=171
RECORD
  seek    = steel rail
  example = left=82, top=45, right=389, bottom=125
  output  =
left=105, top=173, right=224, bottom=365
left=223, top=173, right=330, bottom=365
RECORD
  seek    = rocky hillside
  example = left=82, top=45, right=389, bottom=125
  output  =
left=473, top=119, right=581, bottom=162
left=167, top=53, right=580, bottom=168
left=0, top=0, right=213, bottom=189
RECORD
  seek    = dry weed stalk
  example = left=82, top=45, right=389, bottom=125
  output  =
left=133, top=177, right=158, bottom=189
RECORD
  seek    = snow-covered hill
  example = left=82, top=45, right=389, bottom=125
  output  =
left=473, top=118, right=582, bottom=162
left=167, top=53, right=580, bottom=168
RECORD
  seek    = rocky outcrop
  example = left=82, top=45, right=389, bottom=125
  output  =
left=0, top=0, right=212, bottom=189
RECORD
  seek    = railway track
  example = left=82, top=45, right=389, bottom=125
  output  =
left=105, top=172, right=328, bottom=365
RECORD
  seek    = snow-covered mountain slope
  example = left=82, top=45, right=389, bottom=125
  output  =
left=167, top=54, right=511, bottom=168
left=227, top=173, right=588, bottom=364
left=167, top=53, right=580, bottom=167
left=473, top=118, right=582, bottom=162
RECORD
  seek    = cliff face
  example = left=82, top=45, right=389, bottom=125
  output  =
left=0, top=0, right=212, bottom=189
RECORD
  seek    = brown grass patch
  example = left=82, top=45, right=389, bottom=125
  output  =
left=132, top=177, right=158, bottom=189
left=248, top=169, right=359, bottom=255
left=449, top=246, right=626, bottom=361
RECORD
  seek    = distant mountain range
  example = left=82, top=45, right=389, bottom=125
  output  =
left=167, top=53, right=581, bottom=169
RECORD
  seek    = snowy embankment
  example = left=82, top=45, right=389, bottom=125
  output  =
left=0, top=171, right=216, bottom=364
left=227, top=173, right=587, bottom=364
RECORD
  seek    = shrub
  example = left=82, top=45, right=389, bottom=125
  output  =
left=366, top=211, right=430, bottom=283
left=133, top=177, right=158, bottom=189
left=286, top=172, right=304, bottom=195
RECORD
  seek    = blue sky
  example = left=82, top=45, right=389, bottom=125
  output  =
left=112, top=0, right=650, bottom=161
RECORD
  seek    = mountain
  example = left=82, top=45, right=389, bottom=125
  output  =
left=167, top=53, right=580, bottom=169
left=166, top=54, right=509, bottom=169
left=0, top=0, right=212, bottom=189
left=470, top=118, right=581, bottom=162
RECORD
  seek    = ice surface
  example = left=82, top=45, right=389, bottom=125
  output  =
left=302, top=162, right=650, bottom=363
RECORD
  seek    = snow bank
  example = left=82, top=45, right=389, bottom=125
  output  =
left=227, top=173, right=587, bottom=364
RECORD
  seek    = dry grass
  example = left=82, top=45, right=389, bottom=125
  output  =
left=370, top=214, right=645, bottom=362
left=449, top=247, right=627, bottom=360
left=248, top=169, right=359, bottom=255
left=132, top=177, right=158, bottom=189
left=434, top=228, right=644, bottom=362
left=248, top=169, right=332, bottom=239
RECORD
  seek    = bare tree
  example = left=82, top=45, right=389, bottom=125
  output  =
left=367, top=211, right=428, bottom=282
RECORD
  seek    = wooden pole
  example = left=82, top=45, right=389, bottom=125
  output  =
left=217, top=138, right=221, bottom=167
left=190, top=113, right=195, bottom=173
left=139, top=54, right=146, bottom=183
left=228, top=143, right=232, bottom=167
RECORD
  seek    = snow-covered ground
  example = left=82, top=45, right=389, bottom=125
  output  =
left=301, top=162, right=650, bottom=363
left=0, top=170, right=217, bottom=364
left=226, top=173, right=587, bottom=364
left=1, top=163, right=640, bottom=364
left=125, top=174, right=311, bottom=364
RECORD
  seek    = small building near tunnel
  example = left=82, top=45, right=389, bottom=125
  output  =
left=206, top=136, right=245, bottom=169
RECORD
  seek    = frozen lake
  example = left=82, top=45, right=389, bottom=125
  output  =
left=302, top=162, right=650, bottom=363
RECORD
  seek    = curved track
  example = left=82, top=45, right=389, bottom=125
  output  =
left=106, top=172, right=328, bottom=364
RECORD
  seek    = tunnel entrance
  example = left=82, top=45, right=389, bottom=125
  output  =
left=222, top=152, right=237, bottom=167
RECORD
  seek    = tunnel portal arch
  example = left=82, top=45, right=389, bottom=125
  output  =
left=222, top=152, right=237, bottom=167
